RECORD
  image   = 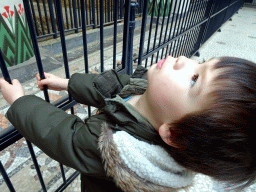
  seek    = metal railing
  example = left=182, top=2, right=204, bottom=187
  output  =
left=244, top=0, right=256, bottom=5
left=30, top=0, right=144, bottom=39
left=0, top=0, right=244, bottom=191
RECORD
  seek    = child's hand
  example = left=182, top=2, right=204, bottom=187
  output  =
left=0, top=78, right=25, bottom=105
left=36, top=72, right=69, bottom=91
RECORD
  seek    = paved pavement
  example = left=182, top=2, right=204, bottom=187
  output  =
left=0, top=5, right=256, bottom=192
left=191, top=5, right=256, bottom=63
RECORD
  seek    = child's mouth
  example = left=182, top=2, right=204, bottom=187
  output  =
left=157, top=58, right=166, bottom=69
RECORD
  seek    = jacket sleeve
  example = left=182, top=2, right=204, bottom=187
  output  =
left=6, top=95, right=107, bottom=176
left=68, top=70, right=130, bottom=108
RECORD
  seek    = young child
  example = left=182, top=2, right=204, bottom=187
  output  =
left=0, top=56, right=256, bottom=192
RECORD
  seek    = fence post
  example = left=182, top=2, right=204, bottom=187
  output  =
left=92, top=0, right=96, bottom=29
left=0, top=160, right=15, bottom=192
left=126, top=1, right=138, bottom=75
left=72, top=0, right=79, bottom=33
left=137, top=0, right=149, bottom=66
left=191, top=0, right=216, bottom=56
left=48, top=0, right=58, bottom=38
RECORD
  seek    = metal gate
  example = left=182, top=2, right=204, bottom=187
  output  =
left=0, top=0, right=244, bottom=191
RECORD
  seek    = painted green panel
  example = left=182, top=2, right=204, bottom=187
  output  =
left=0, top=14, right=16, bottom=66
left=0, top=5, right=34, bottom=67
left=14, top=6, right=34, bottom=65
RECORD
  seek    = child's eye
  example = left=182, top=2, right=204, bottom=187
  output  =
left=191, top=74, right=199, bottom=87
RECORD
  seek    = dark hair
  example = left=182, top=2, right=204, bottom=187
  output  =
left=167, top=57, right=256, bottom=189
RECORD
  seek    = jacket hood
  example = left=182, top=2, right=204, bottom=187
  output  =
left=99, top=122, right=195, bottom=192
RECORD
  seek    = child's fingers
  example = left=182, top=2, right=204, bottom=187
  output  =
left=44, top=72, right=52, bottom=79
left=35, top=73, right=40, bottom=81
left=35, top=72, right=52, bottom=81
left=12, top=79, right=21, bottom=86
left=38, top=78, right=48, bottom=86
left=37, top=78, right=51, bottom=90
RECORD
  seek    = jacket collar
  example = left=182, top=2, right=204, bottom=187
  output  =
left=99, top=122, right=194, bottom=191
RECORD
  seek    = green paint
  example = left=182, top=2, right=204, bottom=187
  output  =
left=14, top=6, right=34, bottom=65
left=0, top=18, right=15, bottom=66
left=0, top=5, right=34, bottom=68
left=148, top=0, right=172, bottom=17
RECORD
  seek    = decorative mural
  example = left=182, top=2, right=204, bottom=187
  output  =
left=0, top=3, right=34, bottom=67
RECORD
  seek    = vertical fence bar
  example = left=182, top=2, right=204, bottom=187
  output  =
left=42, top=0, right=51, bottom=34
left=0, top=49, right=12, bottom=84
left=120, top=0, right=124, bottom=19
left=186, top=0, right=197, bottom=29
left=36, top=0, right=46, bottom=35
left=73, top=0, right=79, bottom=32
left=0, top=160, right=15, bottom=192
left=111, top=0, right=113, bottom=21
left=48, top=0, right=58, bottom=38
left=55, top=0, right=71, bottom=79
left=172, top=0, right=183, bottom=39
left=161, top=0, right=174, bottom=58
left=85, top=0, right=89, bottom=25
left=100, top=0, right=105, bottom=72
left=189, top=0, right=198, bottom=28
left=80, top=0, right=91, bottom=117
left=193, top=0, right=204, bottom=27
left=23, top=1, right=56, bottom=190
left=59, top=164, right=67, bottom=183
left=88, top=0, right=92, bottom=25
left=29, top=0, right=40, bottom=36
left=96, top=0, right=99, bottom=25
left=104, top=0, right=107, bottom=23
left=26, top=140, right=47, bottom=192
left=126, top=2, right=138, bottom=75
left=23, top=0, right=50, bottom=102
left=176, top=0, right=190, bottom=36
left=164, top=0, right=179, bottom=58
left=108, top=0, right=111, bottom=22
left=138, top=0, right=149, bottom=66
left=150, top=0, right=163, bottom=65
left=64, top=0, right=70, bottom=29
left=186, top=26, right=198, bottom=56
left=77, top=0, right=81, bottom=26
left=92, top=0, right=96, bottom=28
left=174, top=0, right=191, bottom=57
left=113, top=0, right=118, bottom=70
left=121, top=0, right=131, bottom=70
left=175, top=1, right=192, bottom=56
left=80, top=0, right=89, bottom=73
left=193, top=0, right=215, bottom=55
left=54, top=0, right=77, bottom=184
left=68, top=0, right=74, bottom=28
left=118, top=0, right=120, bottom=19
left=182, top=0, right=196, bottom=33
left=156, top=0, right=169, bottom=61
left=220, top=0, right=231, bottom=27
left=145, top=0, right=156, bottom=67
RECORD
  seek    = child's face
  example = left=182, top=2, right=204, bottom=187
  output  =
left=146, top=56, right=218, bottom=125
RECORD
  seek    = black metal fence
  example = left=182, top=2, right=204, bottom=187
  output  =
left=30, top=0, right=144, bottom=39
left=244, top=0, right=256, bottom=5
left=0, top=0, right=244, bottom=191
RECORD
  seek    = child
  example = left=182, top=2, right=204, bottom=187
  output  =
left=0, top=56, right=256, bottom=192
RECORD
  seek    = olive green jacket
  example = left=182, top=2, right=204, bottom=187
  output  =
left=6, top=66, right=194, bottom=192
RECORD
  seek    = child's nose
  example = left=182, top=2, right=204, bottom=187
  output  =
left=173, top=56, right=188, bottom=70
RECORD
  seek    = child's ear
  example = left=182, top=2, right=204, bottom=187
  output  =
left=158, top=124, right=179, bottom=148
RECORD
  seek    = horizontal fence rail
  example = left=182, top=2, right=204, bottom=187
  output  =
left=0, top=0, right=244, bottom=191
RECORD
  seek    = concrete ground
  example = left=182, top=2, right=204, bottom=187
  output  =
left=191, top=5, right=256, bottom=63
left=0, top=5, right=256, bottom=192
